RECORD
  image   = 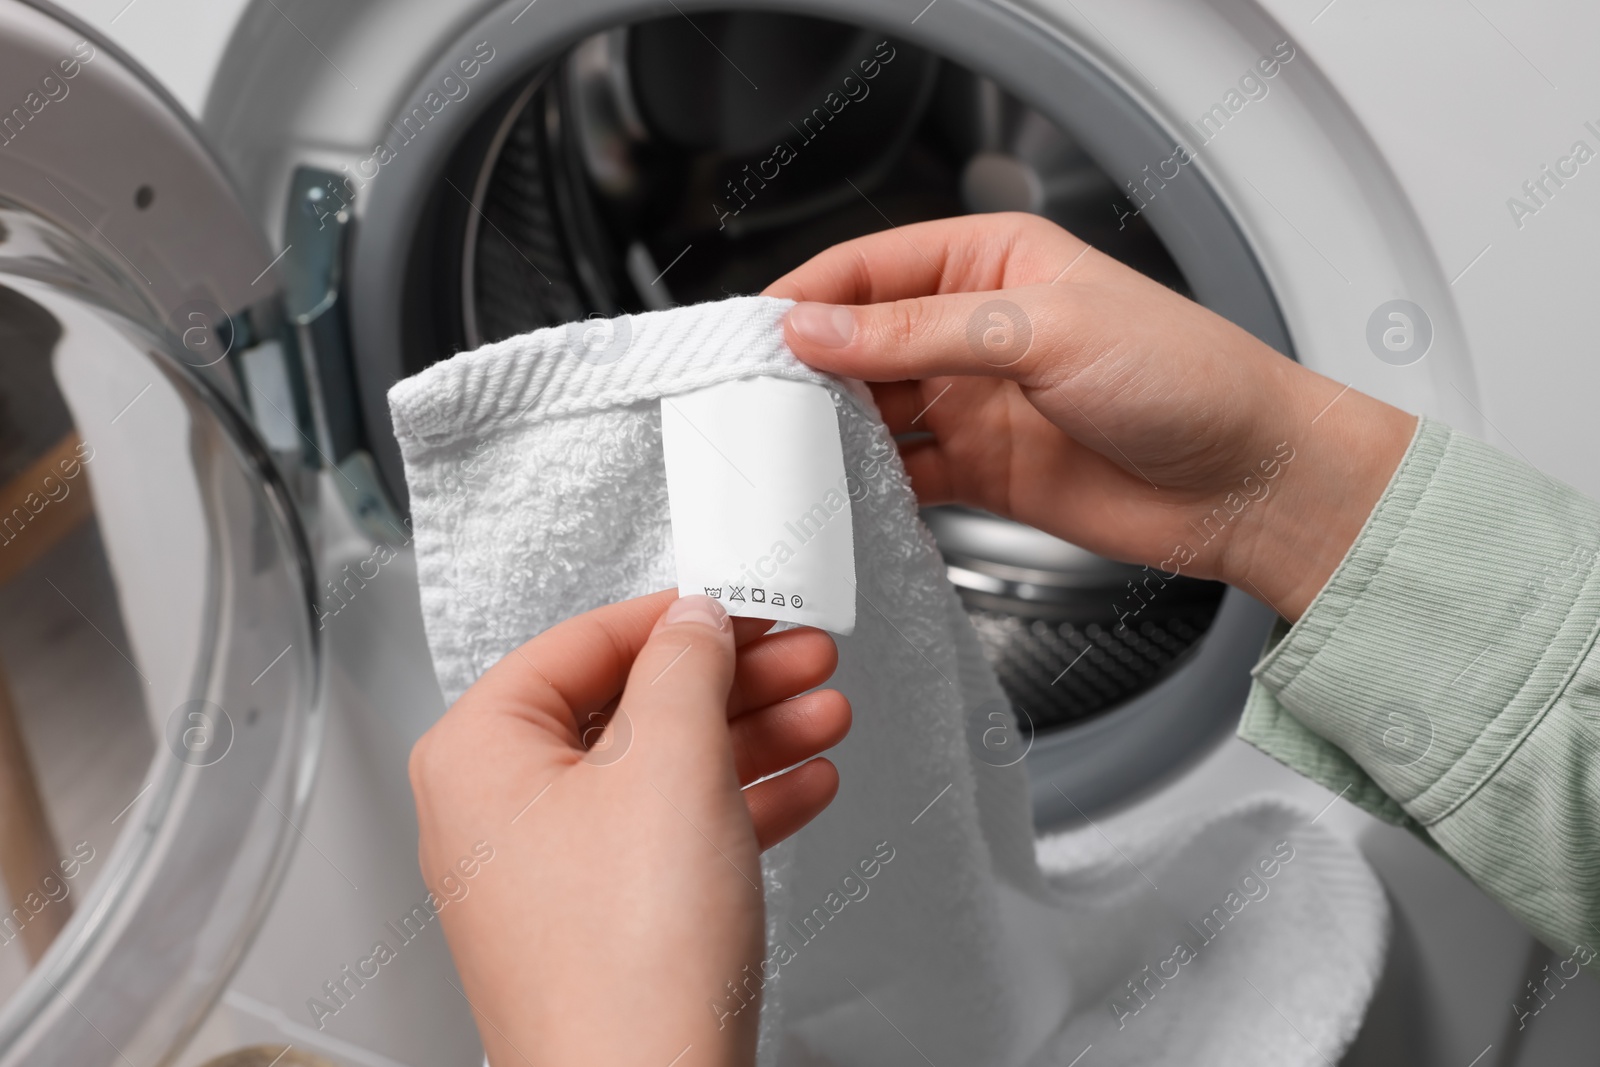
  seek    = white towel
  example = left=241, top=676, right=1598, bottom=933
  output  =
left=388, top=296, right=1389, bottom=1066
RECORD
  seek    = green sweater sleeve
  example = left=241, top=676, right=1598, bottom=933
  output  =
left=1239, top=416, right=1600, bottom=962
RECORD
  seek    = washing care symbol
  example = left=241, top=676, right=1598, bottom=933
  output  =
left=708, top=584, right=802, bottom=608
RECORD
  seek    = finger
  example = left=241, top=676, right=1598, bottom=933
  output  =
left=465, top=589, right=678, bottom=745
left=732, top=615, right=778, bottom=647
left=764, top=213, right=1081, bottom=303
left=896, top=438, right=958, bottom=506
left=617, top=594, right=739, bottom=764
left=729, top=627, right=838, bottom=715
left=872, top=380, right=942, bottom=435
left=782, top=284, right=1083, bottom=388
left=743, top=759, right=841, bottom=851
left=731, top=689, right=852, bottom=784
left=657, top=600, right=775, bottom=645
left=469, top=591, right=773, bottom=743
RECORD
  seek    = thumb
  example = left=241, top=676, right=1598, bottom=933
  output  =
left=782, top=289, right=1067, bottom=385
left=615, top=595, right=738, bottom=768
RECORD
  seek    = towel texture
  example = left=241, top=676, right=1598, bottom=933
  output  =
left=388, top=296, right=1389, bottom=1065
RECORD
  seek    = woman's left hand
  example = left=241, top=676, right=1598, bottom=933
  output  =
left=410, top=590, right=849, bottom=1067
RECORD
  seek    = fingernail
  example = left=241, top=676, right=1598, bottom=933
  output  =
left=788, top=302, right=855, bottom=348
left=663, top=594, right=730, bottom=631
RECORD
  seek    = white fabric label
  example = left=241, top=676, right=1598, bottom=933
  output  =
left=660, top=377, right=857, bottom=635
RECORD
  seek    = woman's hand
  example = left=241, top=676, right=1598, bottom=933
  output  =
left=410, top=591, right=849, bottom=1067
left=766, top=212, right=1416, bottom=621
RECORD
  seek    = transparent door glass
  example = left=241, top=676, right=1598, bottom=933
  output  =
left=0, top=203, right=318, bottom=1067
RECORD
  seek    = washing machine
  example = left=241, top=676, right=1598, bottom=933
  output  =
left=1, top=0, right=1597, bottom=1064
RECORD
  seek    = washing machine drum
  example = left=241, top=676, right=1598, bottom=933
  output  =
left=0, top=4, right=317, bottom=1065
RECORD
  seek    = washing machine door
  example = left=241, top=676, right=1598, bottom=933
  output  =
left=0, top=3, right=319, bottom=1065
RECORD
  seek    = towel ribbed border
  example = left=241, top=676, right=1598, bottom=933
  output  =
left=387, top=296, right=873, bottom=460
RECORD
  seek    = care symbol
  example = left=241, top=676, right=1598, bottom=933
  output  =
left=728, top=585, right=747, bottom=602
left=771, top=593, right=786, bottom=607
left=751, top=588, right=766, bottom=603
left=703, top=586, right=722, bottom=599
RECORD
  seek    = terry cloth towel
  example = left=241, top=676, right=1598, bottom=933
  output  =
left=388, top=296, right=1390, bottom=1066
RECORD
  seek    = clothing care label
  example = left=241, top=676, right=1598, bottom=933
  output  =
left=660, top=377, right=857, bottom=635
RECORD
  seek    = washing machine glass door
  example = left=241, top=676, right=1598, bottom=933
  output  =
left=0, top=3, right=319, bottom=1065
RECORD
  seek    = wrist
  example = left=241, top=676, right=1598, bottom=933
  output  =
left=512, top=1001, right=757, bottom=1067
left=1224, top=381, right=1416, bottom=623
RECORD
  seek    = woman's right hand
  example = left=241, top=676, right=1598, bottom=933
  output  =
left=765, top=213, right=1416, bottom=622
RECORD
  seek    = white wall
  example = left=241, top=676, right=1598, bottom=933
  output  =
left=47, top=0, right=252, bottom=115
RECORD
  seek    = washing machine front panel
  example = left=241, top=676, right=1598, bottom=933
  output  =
left=195, top=0, right=1484, bottom=830
left=0, top=3, right=320, bottom=1064
left=195, top=0, right=1317, bottom=829
left=189, top=2, right=1600, bottom=1064
left=1246, top=0, right=1600, bottom=498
